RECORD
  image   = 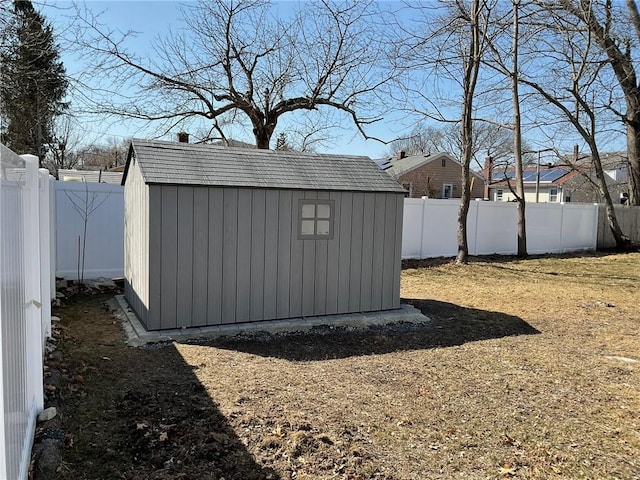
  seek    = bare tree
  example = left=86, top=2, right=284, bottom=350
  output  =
left=80, top=137, right=129, bottom=169
left=552, top=0, right=640, bottom=206
left=519, top=3, right=631, bottom=249
left=43, top=114, right=82, bottom=177
left=389, top=1, right=498, bottom=263
left=482, top=0, right=529, bottom=256
left=388, top=121, right=519, bottom=170
left=72, top=0, right=391, bottom=149
left=456, top=0, right=486, bottom=264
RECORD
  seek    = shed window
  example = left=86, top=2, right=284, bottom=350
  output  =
left=299, top=200, right=334, bottom=239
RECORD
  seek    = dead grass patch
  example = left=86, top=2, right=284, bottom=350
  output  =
left=48, top=252, right=640, bottom=479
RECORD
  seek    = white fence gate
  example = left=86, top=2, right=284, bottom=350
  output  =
left=402, top=199, right=599, bottom=259
left=0, top=145, right=52, bottom=480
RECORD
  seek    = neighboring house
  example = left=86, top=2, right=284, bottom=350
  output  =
left=380, top=151, right=485, bottom=199
left=58, top=168, right=123, bottom=184
left=487, top=164, right=624, bottom=203
left=600, top=152, right=628, bottom=184
left=121, top=139, right=406, bottom=331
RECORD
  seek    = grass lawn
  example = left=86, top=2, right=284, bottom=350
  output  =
left=45, top=252, right=640, bottom=479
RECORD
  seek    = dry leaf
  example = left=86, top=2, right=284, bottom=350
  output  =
left=159, top=431, right=169, bottom=442
left=397, top=418, right=412, bottom=427
left=136, top=422, right=148, bottom=430
left=499, top=465, right=517, bottom=476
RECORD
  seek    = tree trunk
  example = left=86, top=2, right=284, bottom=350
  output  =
left=590, top=144, right=633, bottom=250
left=455, top=0, right=481, bottom=265
left=512, top=1, right=527, bottom=257
left=253, top=127, right=271, bottom=149
left=252, top=118, right=276, bottom=149
left=626, top=115, right=640, bottom=205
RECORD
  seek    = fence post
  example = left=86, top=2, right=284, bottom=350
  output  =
left=21, top=155, right=44, bottom=417
left=592, top=203, right=599, bottom=251
left=49, top=176, right=56, bottom=300
left=419, top=198, right=426, bottom=258
left=39, top=169, right=52, bottom=345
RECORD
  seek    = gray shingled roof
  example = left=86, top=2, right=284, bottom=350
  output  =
left=384, top=152, right=485, bottom=181
left=124, top=139, right=406, bottom=193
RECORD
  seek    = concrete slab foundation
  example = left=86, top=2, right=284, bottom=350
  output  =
left=113, top=295, right=430, bottom=347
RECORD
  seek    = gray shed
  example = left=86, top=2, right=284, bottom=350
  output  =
left=122, top=139, right=405, bottom=331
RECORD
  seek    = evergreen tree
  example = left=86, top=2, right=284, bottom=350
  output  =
left=275, top=132, right=291, bottom=151
left=0, top=0, right=67, bottom=162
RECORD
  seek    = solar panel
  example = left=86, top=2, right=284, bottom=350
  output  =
left=493, top=168, right=569, bottom=183
left=493, top=171, right=515, bottom=180
left=376, top=159, right=392, bottom=170
left=538, top=168, right=568, bottom=182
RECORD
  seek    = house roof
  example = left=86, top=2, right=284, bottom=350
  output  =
left=123, top=139, right=406, bottom=193
left=383, top=152, right=485, bottom=181
left=490, top=166, right=577, bottom=186
left=58, top=169, right=123, bottom=184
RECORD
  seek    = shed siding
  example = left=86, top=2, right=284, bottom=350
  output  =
left=191, top=188, right=209, bottom=325
left=123, top=159, right=150, bottom=327
left=148, top=187, right=162, bottom=326
left=143, top=186, right=403, bottom=330
left=206, top=189, right=224, bottom=325
left=160, top=186, right=178, bottom=329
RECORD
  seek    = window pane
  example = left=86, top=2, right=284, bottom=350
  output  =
left=301, top=220, right=315, bottom=235
left=317, top=204, right=331, bottom=218
left=301, top=204, right=315, bottom=218
left=317, top=220, right=330, bottom=235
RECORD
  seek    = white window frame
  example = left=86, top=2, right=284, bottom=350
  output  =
left=549, top=187, right=558, bottom=203
left=298, top=199, right=335, bottom=240
left=442, top=183, right=453, bottom=199
left=496, top=189, right=503, bottom=201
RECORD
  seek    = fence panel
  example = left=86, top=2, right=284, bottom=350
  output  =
left=597, top=205, right=640, bottom=248
left=526, top=203, right=565, bottom=254
left=402, top=198, right=598, bottom=259
left=55, top=182, right=124, bottom=280
left=419, top=200, right=459, bottom=257
left=474, top=201, right=518, bottom=255
left=0, top=147, right=45, bottom=480
left=558, top=204, right=599, bottom=252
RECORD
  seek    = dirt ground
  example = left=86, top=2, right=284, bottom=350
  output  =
left=35, top=252, right=639, bottom=479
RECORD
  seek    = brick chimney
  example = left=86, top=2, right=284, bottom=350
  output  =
left=177, top=132, right=189, bottom=143
left=483, top=155, right=493, bottom=200
left=397, top=150, right=407, bottom=160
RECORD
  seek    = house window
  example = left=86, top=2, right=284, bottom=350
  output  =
left=442, top=183, right=453, bottom=199
left=549, top=188, right=558, bottom=202
left=299, top=200, right=334, bottom=239
left=441, top=157, right=446, bottom=167
left=496, top=189, right=503, bottom=201
left=401, top=182, right=412, bottom=197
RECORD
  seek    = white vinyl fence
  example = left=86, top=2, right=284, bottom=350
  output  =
left=402, top=199, right=599, bottom=259
left=54, top=190, right=605, bottom=276
left=55, top=181, right=124, bottom=280
left=0, top=145, right=53, bottom=480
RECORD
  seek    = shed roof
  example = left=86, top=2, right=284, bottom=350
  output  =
left=123, top=139, right=406, bottom=193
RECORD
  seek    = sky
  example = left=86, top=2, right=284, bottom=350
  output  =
left=42, top=0, right=421, bottom=159
left=39, top=1, right=627, bottom=162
